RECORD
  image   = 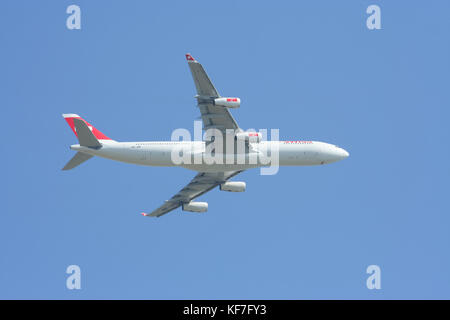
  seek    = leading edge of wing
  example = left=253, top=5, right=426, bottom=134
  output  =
left=142, top=170, right=244, bottom=218
left=185, top=53, right=219, bottom=98
left=185, top=53, right=240, bottom=132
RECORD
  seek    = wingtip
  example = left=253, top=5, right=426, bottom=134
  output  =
left=141, top=212, right=149, bottom=217
left=185, top=53, right=196, bottom=62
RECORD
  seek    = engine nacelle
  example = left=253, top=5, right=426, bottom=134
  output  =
left=182, top=201, right=208, bottom=213
left=214, top=97, right=240, bottom=108
left=235, top=131, right=262, bottom=143
left=220, top=181, right=246, bottom=192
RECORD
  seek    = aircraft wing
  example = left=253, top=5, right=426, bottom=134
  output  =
left=143, top=170, right=244, bottom=218
left=185, top=53, right=240, bottom=133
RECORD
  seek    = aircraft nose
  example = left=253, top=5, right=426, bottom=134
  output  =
left=340, top=148, right=349, bottom=158
left=322, top=145, right=350, bottom=163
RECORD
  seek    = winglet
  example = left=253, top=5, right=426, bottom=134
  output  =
left=185, top=53, right=196, bottom=62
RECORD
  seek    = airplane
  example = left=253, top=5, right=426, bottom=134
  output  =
left=62, top=53, right=349, bottom=217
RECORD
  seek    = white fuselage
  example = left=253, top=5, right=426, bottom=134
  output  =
left=71, top=140, right=349, bottom=172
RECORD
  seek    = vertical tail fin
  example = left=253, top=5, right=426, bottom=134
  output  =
left=72, top=118, right=102, bottom=148
left=62, top=114, right=111, bottom=141
left=62, top=113, right=112, bottom=170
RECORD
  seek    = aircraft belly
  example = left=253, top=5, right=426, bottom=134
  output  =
left=278, top=144, right=322, bottom=166
left=92, top=142, right=327, bottom=168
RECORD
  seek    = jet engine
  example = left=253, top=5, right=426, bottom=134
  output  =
left=220, top=181, right=246, bottom=192
left=235, top=131, right=262, bottom=143
left=214, top=97, right=240, bottom=108
left=182, top=201, right=208, bottom=213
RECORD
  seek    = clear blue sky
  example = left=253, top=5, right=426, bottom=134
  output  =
left=1, top=0, right=449, bottom=299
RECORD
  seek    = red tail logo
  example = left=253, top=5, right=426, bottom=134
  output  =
left=62, top=114, right=111, bottom=140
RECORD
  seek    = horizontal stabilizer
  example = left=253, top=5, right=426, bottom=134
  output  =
left=73, top=118, right=102, bottom=148
left=62, top=152, right=93, bottom=170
